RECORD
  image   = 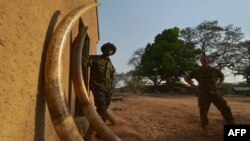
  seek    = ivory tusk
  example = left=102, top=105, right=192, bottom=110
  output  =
left=71, top=19, right=121, bottom=141
left=44, top=3, right=100, bottom=141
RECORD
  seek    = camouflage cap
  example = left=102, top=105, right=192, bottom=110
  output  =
left=101, top=42, right=116, bottom=55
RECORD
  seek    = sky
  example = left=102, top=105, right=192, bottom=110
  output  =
left=96, top=0, right=250, bottom=83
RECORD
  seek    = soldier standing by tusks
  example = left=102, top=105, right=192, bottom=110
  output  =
left=84, top=43, right=116, bottom=122
left=185, top=55, right=235, bottom=137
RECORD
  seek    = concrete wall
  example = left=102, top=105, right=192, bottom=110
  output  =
left=0, top=0, right=99, bottom=140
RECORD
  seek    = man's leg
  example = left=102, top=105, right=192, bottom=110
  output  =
left=198, top=96, right=211, bottom=128
left=92, top=88, right=108, bottom=122
left=105, top=92, right=112, bottom=109
left=211, top=94, right=235, bottom=125
left=198, top=95, right=213, bottom=136
left=105, top=92, right=117, bottom=125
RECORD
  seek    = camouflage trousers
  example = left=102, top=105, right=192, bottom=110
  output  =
left=91, top=87, right=112, bottom=122
left=198, top=92, right=235, bottom=127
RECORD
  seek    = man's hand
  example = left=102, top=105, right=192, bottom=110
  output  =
left=216, top=83, right=223, bottom=89
left=193, top=85, right=199, bottom=91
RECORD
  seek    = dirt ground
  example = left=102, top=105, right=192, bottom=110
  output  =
left=107, top=94, right=250, bottom=141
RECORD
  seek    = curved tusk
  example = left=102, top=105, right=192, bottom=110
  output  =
left=44, top=3, right=100, bottom=141
left=71, top=20, right=121, bottom=141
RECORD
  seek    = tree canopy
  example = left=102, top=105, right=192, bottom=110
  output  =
left=180, top=20, right=248, bottom=71
left=139, top=27, right=200, bottom=90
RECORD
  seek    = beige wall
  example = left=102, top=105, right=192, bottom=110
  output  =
left=0, top=0, right=99, bottom=140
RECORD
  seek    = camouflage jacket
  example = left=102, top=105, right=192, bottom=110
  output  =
left=188, top=66, right=224, bottom=92
left=84, top=55, right=115, bottom=93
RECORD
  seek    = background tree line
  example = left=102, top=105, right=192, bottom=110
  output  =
left=115, top=20, right=250, bottom=94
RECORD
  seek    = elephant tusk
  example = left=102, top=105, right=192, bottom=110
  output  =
left=71, top=20, right=121, bottom=141
left=44, top=3, right=100, bottom=141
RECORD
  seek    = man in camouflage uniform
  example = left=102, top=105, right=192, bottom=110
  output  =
left=184, top=55, right=234, bottom=136
left=86, top=43, right=116, bottom=122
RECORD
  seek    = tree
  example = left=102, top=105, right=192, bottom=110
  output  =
left=127, top=48, right=147, bottom=94
left=244, top=41, right=250, bottom=83
left=180, top=20, right=247, bottom=70
left=123, top=71, right=146, bottom=94
left=239, top=41, right=250, bottom=84
left=244, top=66, right=250, bottom=84
left=114, top=72, right=126, bottom=89
left=140, top=27, right=200, bottom=91
left=128, top=48, right=144, bottom=67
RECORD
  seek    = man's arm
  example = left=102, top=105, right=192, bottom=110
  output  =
left=184, top=75, right=198, bottom=90
left=216, top=69, right=224, bottom=87
left=82, top=56, right=93, bottom=67
left=110, top=65, right=115, bottom=93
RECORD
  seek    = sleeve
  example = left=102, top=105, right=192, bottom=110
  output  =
left=186, top=70, right=196, bottom=80
left=216, top=69, right=224, bottom=79
left=184, top=70, right=197, bottom=88
left=82, top=55, right=93, bottom=66
left=110, top=63, right=116, bottom=87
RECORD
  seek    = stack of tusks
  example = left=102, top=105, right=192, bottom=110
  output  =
left=44, top=2, right=121, bottom=141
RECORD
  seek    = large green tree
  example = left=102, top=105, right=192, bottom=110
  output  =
left=140, top=27, right=200, bottom=91
left=180, top=20, right=247, bottom=70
